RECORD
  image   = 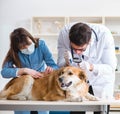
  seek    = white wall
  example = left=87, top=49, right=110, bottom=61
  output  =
left=0, top=0, right=120, bottom=90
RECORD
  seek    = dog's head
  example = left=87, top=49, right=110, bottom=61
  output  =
left=57, top=66, right=87, bottom=91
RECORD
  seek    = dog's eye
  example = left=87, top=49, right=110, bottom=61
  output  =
left=68, top=72, right=73, bottom=75
left=61, top=71, right=64, bottom=74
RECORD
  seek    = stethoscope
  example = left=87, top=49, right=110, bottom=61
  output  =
left=71, top=28, right=98, bottom=63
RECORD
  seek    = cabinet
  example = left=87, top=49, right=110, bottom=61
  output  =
left=31, top=17, right=67, bottom=61
left=104, top=17, right=120, bottom=99
left=31, top=16, right=120, bottom=102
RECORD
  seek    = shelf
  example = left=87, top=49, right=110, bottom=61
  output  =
left=68, top=16, right=103, bottom=24
left=33, top=33, right=59, bottom=37
left=110, top=105, right=120, bottom=110
left=105, top=17, right=120, bottom=35
left=115, top=52, right=120, bottom=55
left=115, top=71, right=120, bottom=74
left=114, top=89, right=120, bottom=92
left=32, top=17, right=66, bottom=35
left=112, top=34, right=120, bottom=37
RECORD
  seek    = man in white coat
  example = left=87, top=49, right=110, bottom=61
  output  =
left=51, top=22, right=117, bottom=114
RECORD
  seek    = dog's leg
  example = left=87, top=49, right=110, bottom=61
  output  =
left=0, top=76, right=34, bottom=100
left=66, top=97, right=83, bottom=102
left=85, top=93, right=99, bottom=101
left=43, top=91, right=65, bottom=101
left=10, top=77, right=34, bottom=100
left=65, top=94, right=83, bottom=102
left=0, top=88, right=28, bottom=100
left=0, top=89, right=10, bottom=100
left=7, top=94, right=27, bottom=100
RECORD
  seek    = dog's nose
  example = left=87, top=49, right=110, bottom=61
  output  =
left=58, top=77, right=63, bottom=83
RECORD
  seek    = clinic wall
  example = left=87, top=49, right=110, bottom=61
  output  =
left=0, top=0, right=120, bottom=90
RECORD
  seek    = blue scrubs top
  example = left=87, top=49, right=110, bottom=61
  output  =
left=1, top=39, right=58, bottom=78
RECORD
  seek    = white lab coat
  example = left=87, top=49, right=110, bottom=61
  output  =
left=57, top=22, right=117, bottom=99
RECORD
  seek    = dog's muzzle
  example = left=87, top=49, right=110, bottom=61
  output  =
left=58, top=77, right=72, bottom=88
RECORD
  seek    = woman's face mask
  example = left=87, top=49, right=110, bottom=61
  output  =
left=20, top=42, right=35, bottom=55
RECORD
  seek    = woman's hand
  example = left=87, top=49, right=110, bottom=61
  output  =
left=18, top=68, right=43, bottom=78
left=25, top=68, right=43, bottom=78
left=44, top=66, right=53, bottom=74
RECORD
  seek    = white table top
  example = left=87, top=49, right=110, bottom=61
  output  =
left=0, top=99, right=120, bottom=105
left=0, top=100, right=120, bottom=111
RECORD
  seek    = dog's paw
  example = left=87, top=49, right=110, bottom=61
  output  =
left=18, top=96, right=27, bottom=100
left=9, top=95, right=27, bottom=100
left=65, top=97, right=83, bottom=102
left=95, top=96, right=100, bottom=101
left=75, top=97, right=83, bottom=102
left=91, top=96, right=100, bottom=101
left=86, top=93, right=99, bottom=101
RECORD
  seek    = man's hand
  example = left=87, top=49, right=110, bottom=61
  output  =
left=64, top=50, right=72, bottom=66
left=79, top=61, right=93, bottom=71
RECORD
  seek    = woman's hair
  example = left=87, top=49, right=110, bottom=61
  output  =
left=2, top=28, right=39, bottom=68
left=69, top=23, right=92, bottom=46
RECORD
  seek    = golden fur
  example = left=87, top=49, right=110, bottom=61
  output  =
left=0, top=66, right=97, bottom=101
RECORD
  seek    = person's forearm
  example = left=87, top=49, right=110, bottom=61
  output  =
left=93, top=64, right=115, bottom=76
left=1, top=68, right=18, bottom=78
left=17, top=68, right=28, bottom=76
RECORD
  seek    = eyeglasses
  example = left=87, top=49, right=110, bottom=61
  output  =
left=71, top=47, right=86, bottom=52
left=70, top=42, right=88, bottom=53
left=70, top=43, right=88, bottom=63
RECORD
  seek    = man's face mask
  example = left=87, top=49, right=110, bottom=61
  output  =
left=21, top=43, right=35, bottom=55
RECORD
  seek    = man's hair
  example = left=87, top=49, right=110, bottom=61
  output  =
left=69, top=23, right=92, bottom=46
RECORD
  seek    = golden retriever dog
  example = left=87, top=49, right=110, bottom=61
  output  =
left=0, top=66, right=97, bottom=101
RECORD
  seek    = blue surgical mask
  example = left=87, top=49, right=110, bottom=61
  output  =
left=21, top=43, right=35, bottom=55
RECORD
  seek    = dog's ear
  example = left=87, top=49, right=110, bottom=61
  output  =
left=54, top=67, right=64, bottom=77
left=57, top=67, right=64, bottom=76
left=79, top=70, right=87, bottom=81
